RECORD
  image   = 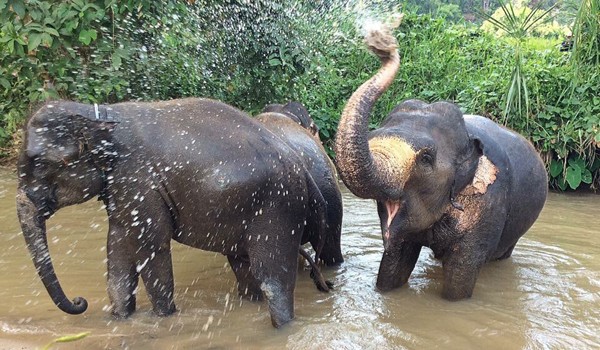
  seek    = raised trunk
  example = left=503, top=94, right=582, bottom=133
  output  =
left=16, top=189, right=88, bottom=314
left=334, top=27, right=401, bottom=200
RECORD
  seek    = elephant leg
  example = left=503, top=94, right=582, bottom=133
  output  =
left=441, top=241, right=488, bottom=300
left=139, top=241, right=176, bottom=316
left=107, top=190, right=176, bottom=317
left=227, top=254, right=263, bottom=301
left=442, top=206, right=507, bottom=300
left=259, top=277, right=295, bottom=328
left=376, top=241, right=422, bottom=292
left=132, top=200, right=177, bottom=317
left=107, top=223, right=139, bottom=318
left=246, top=216, right=301, bottom=328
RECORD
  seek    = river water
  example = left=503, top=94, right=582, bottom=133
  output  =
left=0, top=167, right=598, bottom=349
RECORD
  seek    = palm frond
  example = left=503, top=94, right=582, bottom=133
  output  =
left=477, top=1, right=555, bottom=122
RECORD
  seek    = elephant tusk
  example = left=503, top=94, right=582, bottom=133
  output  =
left=384, top=200, right=402, bottom=240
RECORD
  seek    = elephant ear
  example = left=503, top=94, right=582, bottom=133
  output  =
left=281, top=102, right=311, bottom=125
left=450, top=137, right=483, bottom=206
left=283, top=102, right=319, bottom=136
left=36, top=102, right=119, bottom=169
left=73, top=104, right=119, bottom=170
left=262, top=101, right=319, bottom=136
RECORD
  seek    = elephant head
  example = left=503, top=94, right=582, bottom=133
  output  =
left=334, top=28, right=482, bottom=250
left=16, top=101, right=117, bottom=314
left=262, top=102, right=320, bottom=140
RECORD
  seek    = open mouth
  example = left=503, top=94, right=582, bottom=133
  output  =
left=383, top=200, right=402, bottom=242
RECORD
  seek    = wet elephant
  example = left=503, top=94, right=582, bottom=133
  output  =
left=16, top=98, right=332, bottom=328
left=257, top=102, right=343, bottom=266
left=334, top=27, right=547, bottom=300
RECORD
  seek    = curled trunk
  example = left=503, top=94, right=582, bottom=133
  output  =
left=334, top=27, right=402, bottom=200
left=16, top=189, right=88, bottom=314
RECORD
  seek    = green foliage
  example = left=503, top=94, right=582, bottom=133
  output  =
left=571, top=0, right=599, bottom=66
left=0, top=0, right=137, bottom=153
left=0, top=1, right=598, bottom=190
left=479, top=0, right=556, bottom=121
left=549, top=156, right=598, bottom=190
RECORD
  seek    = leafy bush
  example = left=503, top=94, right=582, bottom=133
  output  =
left=1, top=1, right=598, bottom=190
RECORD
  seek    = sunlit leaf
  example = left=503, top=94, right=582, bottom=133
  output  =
left=568, top=157, right=585, bottom=172
left=27, top=33, right=43, bottom=52
left=557, top=176, right=568, bottom=191
left=45, top=27, right=59, bottom=37
left=78, top=29, right=97, bottom=45
left=111, top=54, right=122, bottom=69
left=549, top=159, right=562, bottom=178
left=581, top=169, right=592, bottom=184
left=11, top=0, right=25, bottom=18
left=565, top=166, right=582, bottom=189
left=40, top=33, right=53, bottom=47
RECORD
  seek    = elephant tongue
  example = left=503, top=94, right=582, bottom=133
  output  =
left=384, top=200, right=401, bottom=240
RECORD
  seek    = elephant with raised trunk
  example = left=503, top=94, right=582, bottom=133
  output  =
left=257, top=102, right=343, bottom=266
left=16, top=97, right=334, bottom=328
left=334, top=27, right=547, bottom=300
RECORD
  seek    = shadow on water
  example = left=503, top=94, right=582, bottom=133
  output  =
left=1, top=167, right=599, bottom=349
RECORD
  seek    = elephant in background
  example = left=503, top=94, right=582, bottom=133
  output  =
left=257, top=102, right=343, bottom=266
left=16, top=97, right=334, bottom=328
left=334, top=27, right=547, bottom=300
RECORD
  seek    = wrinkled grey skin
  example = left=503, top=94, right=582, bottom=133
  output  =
left=335, top=32, right=548, bottom=300
left=257, top=102, right=343, bottom=266
left=16, top=98, right=331, bottom=328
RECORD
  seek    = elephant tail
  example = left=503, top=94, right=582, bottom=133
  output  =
left=304, top=173, right=334, bottom=292
left=299, top=246, right=333, bottom=292
left=306, top=173, right=327, bottom=265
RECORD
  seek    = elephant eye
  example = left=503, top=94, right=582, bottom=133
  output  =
left=419, top=149, right=435, bottom=166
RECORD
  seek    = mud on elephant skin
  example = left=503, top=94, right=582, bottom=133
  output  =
left=257, top=101, right=344, bottom=267
left=334, top=26, right=548, bottom=300
left=16, top=98, right=334, bottom=328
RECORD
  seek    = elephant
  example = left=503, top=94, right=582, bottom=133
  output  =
left=257, top=102, right=343, bottom=266
left=261, top=102, right=320, bottom=140
left=16, top=97, right=335, bottom=328
left=334, top=27, right=548, bottom=300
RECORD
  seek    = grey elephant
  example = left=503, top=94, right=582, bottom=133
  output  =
left=16, top=98, right=334, bottom=328
left=334, top=28, right=547, bottom=300
left=257, top=102, right=343, bottom=266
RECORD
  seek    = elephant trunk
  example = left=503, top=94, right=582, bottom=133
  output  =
left=334, top=26, right=402, bottom=200
left=16, top=188, right=88, bottom=315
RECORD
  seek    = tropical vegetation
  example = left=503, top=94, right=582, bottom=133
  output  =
left=0, top=0, right=598, bottom=190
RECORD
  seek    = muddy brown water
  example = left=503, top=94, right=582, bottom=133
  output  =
left=0, top=167, right=599, bottom=350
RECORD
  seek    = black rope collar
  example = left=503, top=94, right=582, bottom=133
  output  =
left=90, top=103, right=116, bottom=122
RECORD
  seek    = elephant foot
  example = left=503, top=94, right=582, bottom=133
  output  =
left=319, top=248, right=345, bottom=267
left=153, top=301, right=177, bottom=317
left=111, top=300, right=136, bottom=319
left=260, top=279, right=294, bottom=328
left=442, top=284, right=474, bottom=301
